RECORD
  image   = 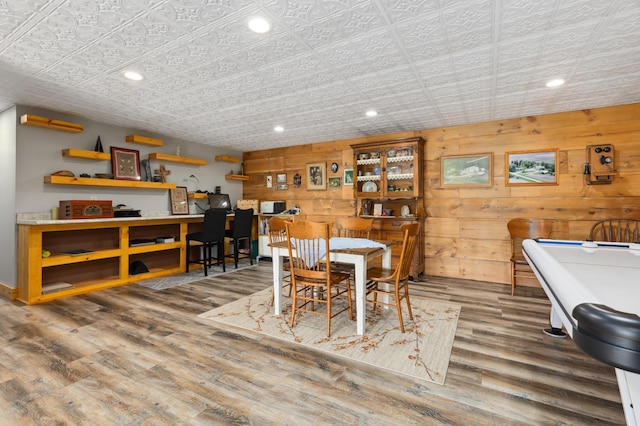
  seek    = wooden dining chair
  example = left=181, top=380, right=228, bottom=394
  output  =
left=185, top=208, right=228, bottom=276
left=335, top=216, right=373, bottom=238
left=588, top=219, right=640, bottom=243
left=507, top=218, right=553, bottom=296
left=365, top=223, right=420, bottom=333
left=286, top=220, right=353, bottom=337
left=268, top=217, right=292, bottom=304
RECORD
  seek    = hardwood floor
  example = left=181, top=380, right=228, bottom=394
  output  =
left=0, top=262, right=625, bottom=425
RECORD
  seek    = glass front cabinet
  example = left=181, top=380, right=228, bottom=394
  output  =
left=351, top=137, right=425, bottom=278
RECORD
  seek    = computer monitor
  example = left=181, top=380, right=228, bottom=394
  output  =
left=208, top=193, right=232, bottom=212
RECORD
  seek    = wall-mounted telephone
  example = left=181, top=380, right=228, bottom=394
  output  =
left=584, top=144, right=615, bottom=185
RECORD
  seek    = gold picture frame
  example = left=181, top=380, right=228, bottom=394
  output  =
left=505, top=149, right=558, bottom=186
left=306, top=162, right=326, bottom=190
left=440, top=153, right=493, bottom=187
left=169, top=186, right=189, bottom=215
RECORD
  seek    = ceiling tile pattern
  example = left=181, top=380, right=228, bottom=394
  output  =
left=1, top=0, right=639, bottom=150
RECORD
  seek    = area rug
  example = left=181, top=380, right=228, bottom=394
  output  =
left=136, top=261, right=258, bottom=290
left=199, top=288, right=461, bottom=385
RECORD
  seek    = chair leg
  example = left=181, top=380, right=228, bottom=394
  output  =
left=326, top=285, right=332, bottom=337
left=289, top=281, right=298, bottom=328
left=395, top=286, right=405, bottom=333
left=403, top=283, right=414, bottom=321
left=234, top=239, right=239, bottom=268
left=220, top=241, right=225, bottom=272
left=511, top=262, right=516, bottom=296
left=185, top=237, right=191, bottom=273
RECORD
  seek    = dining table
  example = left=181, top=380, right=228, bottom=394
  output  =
left=270, top=237, right=396, bottom=335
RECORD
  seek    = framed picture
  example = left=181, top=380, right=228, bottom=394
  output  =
left=276, top=173, right=287, bottom=183
left=328, top=177, right=341, bottom=188
left=169, top=186, right=189, bottom=215
left=306, top=162, right=326, bottom=190
left=111, top=147, right=141, bottom=181
left=275, top=183, right=289, bottom=191
left=506, top=149, right=558, bottom=186
left=343, top=168, right=353, bottom=186
left=441, top=153, right=493, bottom=187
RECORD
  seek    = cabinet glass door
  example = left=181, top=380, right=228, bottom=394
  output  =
left=384, top=145, right=416, bottom=198
left=355, top=148, right=382, bottom=196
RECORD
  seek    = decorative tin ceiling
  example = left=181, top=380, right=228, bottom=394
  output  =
left=1, top=0, right=639, bottom=150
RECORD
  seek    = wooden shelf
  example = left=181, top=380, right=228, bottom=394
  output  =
left=62, top=148, right=110, bottom=161
left=20, top=114, right=83, bottom=133
left=188, top=192, right=208, bottom=199
left=215, top=155, right=241, bottom=163
left=126, top=135, right=164, bottom=146
left=148, top=153, right=207, bottom=166
left=44, top=175, right=176, bottom=189
left=225, top=174, right=249, bottom=181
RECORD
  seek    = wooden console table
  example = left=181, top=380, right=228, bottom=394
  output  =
left=16, top=215, right=235, bottom=304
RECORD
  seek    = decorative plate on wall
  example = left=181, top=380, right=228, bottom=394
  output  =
left=362, top=181, right=378, bottom=192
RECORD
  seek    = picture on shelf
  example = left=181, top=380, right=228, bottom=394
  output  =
left=169, top=186, right=189, bottom=215
left=111, top=147, right=141, bottom=181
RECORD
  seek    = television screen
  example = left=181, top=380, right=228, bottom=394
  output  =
left=208, top=193, right=232, bottom=211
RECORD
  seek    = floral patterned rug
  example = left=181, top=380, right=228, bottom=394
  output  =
left=198, top=288, right=461, bottom=385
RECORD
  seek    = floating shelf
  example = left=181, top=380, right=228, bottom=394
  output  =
left=126, top=135, right=164, bottom=146
left=215, top=155, right=241, bottom=163
left=188, top=192, right=208, bottom=199
left=20, top=114, right=83, bottom=133
left=62, top=148, right=110, bottom=161
left=225, top=174, right=249, bottom=181
left=44, top=175, right=176, bottom=189
left=148, top=153, right=207, bottom=166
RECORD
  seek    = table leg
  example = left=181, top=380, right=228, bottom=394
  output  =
left=273, top=248, right=284, bottom=315
left=354, top=258, right=366, bottom=335
left=543, top=302, right=568, bottom=338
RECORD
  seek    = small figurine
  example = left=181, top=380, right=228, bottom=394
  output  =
left=94, top=135, right=104, bottom=152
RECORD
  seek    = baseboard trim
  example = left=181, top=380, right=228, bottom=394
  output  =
left=0, top=282, right=18, bottom=301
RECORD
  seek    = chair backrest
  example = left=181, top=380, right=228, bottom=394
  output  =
left=394, top=223, right=420, bottom=282
left=202, top=208, right=228, bottom=242
left=230, top=208, right=254, bottom=238
left=335, top=216, right=373, bottom=238
left=507, top=218, right=553, bottom=258
left=589, top=219, right=640, bottom=242
left=286, top=220, right=333, bottom=281
left=267, top=217, right=288, bottom=245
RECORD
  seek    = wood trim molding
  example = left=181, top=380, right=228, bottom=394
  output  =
left=0, top=282, right=18, bottom=301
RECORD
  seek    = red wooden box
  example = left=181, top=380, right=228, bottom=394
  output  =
left=59, top=200, right=113, bottom=219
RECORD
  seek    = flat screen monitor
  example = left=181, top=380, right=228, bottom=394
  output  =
left=208, top=193, right=232, bottom=212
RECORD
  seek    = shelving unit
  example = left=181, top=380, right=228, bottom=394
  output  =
left=225, top=174, right=249, bottom=181
left=188, top=192, right=208, bottom=199
left=148, top=153, right=207, bottom=166
left=126, top=135, right=164, bottom=146
left=257, top=213, right=305, bottom=259
left=351, top=137, right=426, bottom=278
left=61, top=148, right=110, bottom=161
left=215, top=155, right=241, bottom=163
left=20, top=114, right=83, bottom=133
left=44, top=175, right=175, bottom=189
left=17, top=217, right=206, bottom=304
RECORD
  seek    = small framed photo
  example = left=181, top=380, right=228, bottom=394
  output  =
left=169, top=186, right=189, bottom=215
left=441, top=153, right=493, bottom=187
left=275, top=183, right=289, bottom=191
left=328, top=177, right=341, bottom=188
left=343, top=168, right=353, bottom=186
left=111, top=147, right=141, bottom=181
left=306, top=162, right=326, bottom=190
left=506, top=149, right=558, bottom=186
left=276, top=173, right=287, bottom=183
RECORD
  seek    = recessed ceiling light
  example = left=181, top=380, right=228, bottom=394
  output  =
left=366, top=110, right=378, bottom=117
left=546, top=78, right=565, bottom=88
left=274, top=126, right=284, bottom=132
left=124, top=71, right=143, bottom=81
left=248, top=16, right=271, bottom=33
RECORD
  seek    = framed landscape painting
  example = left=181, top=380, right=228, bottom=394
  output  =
left=506, top=149, right=558, bottom=186
left=441, top=153, right=493, bottom=187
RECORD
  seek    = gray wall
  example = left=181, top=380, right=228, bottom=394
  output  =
left=0, top=106, right=17, bottom=287
left=6, top=105, right=244, bottom=287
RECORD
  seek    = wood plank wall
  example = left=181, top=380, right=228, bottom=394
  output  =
left=242, top=103, right=640, bottom=288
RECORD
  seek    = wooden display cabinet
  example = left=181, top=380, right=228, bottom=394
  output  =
left=17, top=217, right=205, bottom=304
left=351, top=137, right=426, bottom=278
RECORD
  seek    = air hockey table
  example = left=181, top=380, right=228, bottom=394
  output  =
left=522, top=238, right=640, bottom=425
